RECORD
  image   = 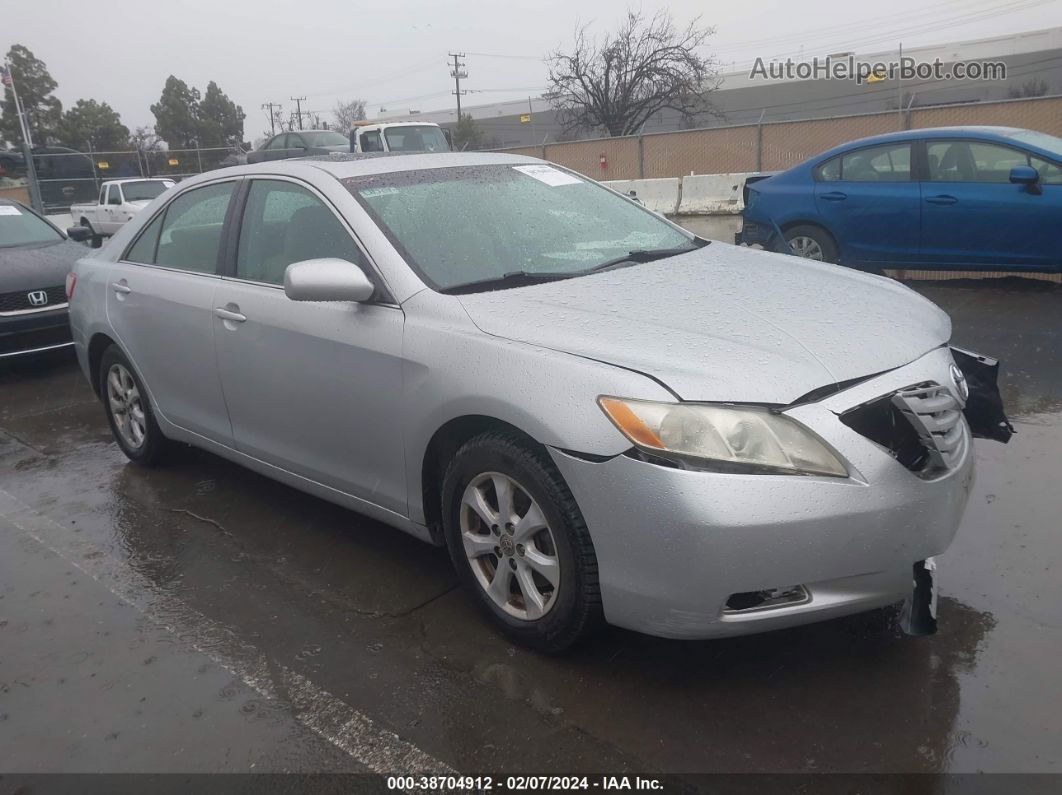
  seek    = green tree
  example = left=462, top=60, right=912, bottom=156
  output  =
left=150, top=76, right=201, bottom=149
left=56, top=99, right=129, bottom=151
left=198, top=81, right=245, bottom=147
left=452, top=112, right=484, bottom=151
left=1, top=44, right=63, bottom=146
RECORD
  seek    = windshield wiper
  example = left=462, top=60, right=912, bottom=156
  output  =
left=588, top=238, right=709, bottom=274
left=440, top=270, right=579, bottom=295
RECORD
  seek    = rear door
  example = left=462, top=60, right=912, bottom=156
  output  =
left=919, top=139, right=1059, bottom=269
left=106, top=179, right=237, bottom=444
left=813, top=141, right=920, bottom=264
left=211, top=177, right=406, bottom=512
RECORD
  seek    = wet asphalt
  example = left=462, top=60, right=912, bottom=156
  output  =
left=0, top=276, right=1059, bottom=777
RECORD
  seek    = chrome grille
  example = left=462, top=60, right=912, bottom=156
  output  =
left=890, top=383, right=967, bottom=474
left=0, top=285, right=66, bottom=314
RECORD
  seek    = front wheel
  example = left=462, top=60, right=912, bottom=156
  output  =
left=99, top=345, right=170, bottom=465
left=441, top=432, right=602, bottom=652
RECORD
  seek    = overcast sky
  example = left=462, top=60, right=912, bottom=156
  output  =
left=6, top=0, right=1062, bottom=138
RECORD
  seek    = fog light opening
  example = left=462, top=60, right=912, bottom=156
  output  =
left=724, top=585, right=810, bottom=613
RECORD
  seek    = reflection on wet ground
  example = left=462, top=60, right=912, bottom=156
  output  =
left=0, top=277, right=1059, bottom=774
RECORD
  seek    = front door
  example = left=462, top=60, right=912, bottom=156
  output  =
left=106, top=180, right=236, bottom=444
left=919, top=139, right=1059, bottom=269
left=813, top=141, right=920, bottom=265
left=212, top=177, right=407, bottom=513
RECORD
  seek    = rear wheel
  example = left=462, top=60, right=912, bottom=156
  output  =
left=99, top=345, right=170, bottom=465
left=782, top=224, right=838, bottom=264
left=441, top=431, right=602, bottom=652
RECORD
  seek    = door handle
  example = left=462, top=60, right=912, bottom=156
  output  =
left=214, top=307, right=247, bottom=323
left=112, top=282, right=131, bottom=295
left=820, top=191, right=847, bottom=201
left=925, top=194, right=958, bottom=205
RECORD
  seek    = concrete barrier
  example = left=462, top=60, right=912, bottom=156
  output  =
left=677, top=173, right=757, bottom=216
left=601, top=178, right=681, bottom=215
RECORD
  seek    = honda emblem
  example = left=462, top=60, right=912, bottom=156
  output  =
left=27, top=290, right=48, bottom=307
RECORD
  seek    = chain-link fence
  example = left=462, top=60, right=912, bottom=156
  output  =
left=5, top=146, right=240, bottom=213
left=495, top=94, right=1062, bottom=179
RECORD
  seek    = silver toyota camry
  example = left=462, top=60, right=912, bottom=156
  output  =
left=67, top=152, right=1010, bottom=651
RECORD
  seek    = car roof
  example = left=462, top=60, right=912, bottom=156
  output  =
left=810, top=125, right=1038, bottom=163
left=199, top=151, right=543, bottom=183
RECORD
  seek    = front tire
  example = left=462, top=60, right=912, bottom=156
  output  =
left=441, top=431, right=602, bottom=652
left=99, top=345, right=170, bottom=465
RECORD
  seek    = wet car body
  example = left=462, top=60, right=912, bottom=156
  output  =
left=67, top=153, right=1008, bottom=644
left=0, top=198, right=86, bottom=359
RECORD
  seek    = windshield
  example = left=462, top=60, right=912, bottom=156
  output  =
left=301, top=131, right=350, bottom=148
left=383, top=126, right=449, bottom=152
left=1006, top=130, right=1062, bottom=158
left=345, top=163, right=693, bottom=291
left=120, top=180, right=171, bottom=202
left=0, top=203, right=62, bottom=248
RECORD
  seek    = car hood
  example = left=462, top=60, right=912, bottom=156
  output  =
left=0, top=239, right=87, bottom=293
left=455, top=244, right=951, bottom=403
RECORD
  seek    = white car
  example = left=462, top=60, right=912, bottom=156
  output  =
left=71, top=178, right=175, bottom=243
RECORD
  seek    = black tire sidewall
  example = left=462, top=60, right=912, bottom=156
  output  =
left=98, top=345, right=167, bottom=465
left=442, top=435, right=595, bottom=651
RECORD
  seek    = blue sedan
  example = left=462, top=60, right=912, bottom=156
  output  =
left=739, top=126, right=1062, bottom=272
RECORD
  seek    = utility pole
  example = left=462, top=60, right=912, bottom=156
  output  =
left=449, top=53, right=467, bottom=120
left=290, top=96, right=307, bottom=130
left=262, top=101, right=282, bottom=136
left=3, top=59, right=43, bottom=212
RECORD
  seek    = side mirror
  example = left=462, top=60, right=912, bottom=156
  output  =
left=284, top=258, right=375, bottom=303
left=66, top=226, right=93, bottom=243
left=1010, top=165, right=1041, bottom=189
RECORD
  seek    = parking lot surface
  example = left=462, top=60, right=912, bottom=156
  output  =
left=1, top=277, right=1059, bottom=776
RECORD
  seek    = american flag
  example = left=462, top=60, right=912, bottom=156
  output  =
left=1, top=66, right=12, bottom=88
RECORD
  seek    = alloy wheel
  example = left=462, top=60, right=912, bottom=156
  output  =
left=107, top=363, right=147, bottom=449
left=460, top=471, right=561, bottom=621
left=787, top=235, right=824, bottom=260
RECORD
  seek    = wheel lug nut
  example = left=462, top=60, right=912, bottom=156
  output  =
left=505, top=523, right=514, bottom=535
left=516, top=544, right=525, bottom=556
left=509, top=559, right=517, bottom=570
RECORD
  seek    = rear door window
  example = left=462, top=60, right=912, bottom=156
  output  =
left=839, top=143, right=911, bottom=182
left=152, top=182, right=235, bottom=273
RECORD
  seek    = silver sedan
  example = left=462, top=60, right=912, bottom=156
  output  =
left=67, top=153, right=1008, bottom=651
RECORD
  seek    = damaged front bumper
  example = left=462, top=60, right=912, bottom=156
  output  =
left=549, top=345, right=1009, bottom=641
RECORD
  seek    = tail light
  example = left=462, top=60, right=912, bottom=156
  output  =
left=65, top=272, right=77, bottom=301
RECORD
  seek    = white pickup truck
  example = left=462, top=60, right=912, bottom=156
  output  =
left=349, top=121, right=451, bottom=153
left=71, top=178, right=175, bottom=244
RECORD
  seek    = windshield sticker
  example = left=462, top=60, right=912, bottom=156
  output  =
left=512, top=165, right=582, bottom=187
left=360, top=187, right=400, bottom=198
left=0, top=206, right=23, bottom=216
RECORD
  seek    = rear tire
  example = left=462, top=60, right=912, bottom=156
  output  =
left=782, top=224, right=838, bottom=264
left=441, top=431, right=603, bottom=652
left=99, top=345, right=170, bottom=466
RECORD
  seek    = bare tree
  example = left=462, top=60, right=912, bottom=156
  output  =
left=333, top=99, right=367, bottom=135
left=547, top=10, right=720, bottom=137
